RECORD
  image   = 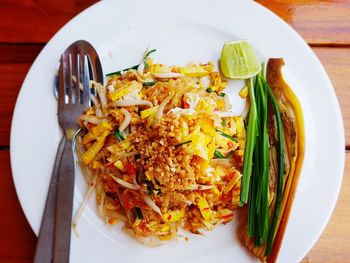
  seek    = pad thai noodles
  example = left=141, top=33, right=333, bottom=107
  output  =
left=74, top=45, right=304, bottom=263
left=75, top=49, right=245, bottom=243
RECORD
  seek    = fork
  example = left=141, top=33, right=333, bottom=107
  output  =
left=53, top=44, right=91, bottom=263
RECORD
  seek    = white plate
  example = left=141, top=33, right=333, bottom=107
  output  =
left=10, top=1, right=345, bottom=262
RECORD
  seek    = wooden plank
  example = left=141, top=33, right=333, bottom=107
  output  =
left=0, top=0, right=98, bottom=43
left=257, top=0, right=350, bottom=45
left=302, top=150, right=350, bottom=262
left=312, top=47, right=350, bottom=146
left=0, top=44, right=43, bottom=63
left=0, top=63, right=31, bottom=146
left=0, top=1, right=349, bottom=45
left=0, top=150, right=36, bottom=262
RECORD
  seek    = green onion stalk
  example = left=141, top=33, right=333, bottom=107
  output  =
left=240, top=63, right=285, bottom=254
left=240, top=77, right=258, bottom=204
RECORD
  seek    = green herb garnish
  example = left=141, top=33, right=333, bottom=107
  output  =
left=135, top=207, right=143, bottom=219
left=144, top=49, right=156, bottom=59
left=221, top=119, right=226, bottom=127
left=114, top=129, right=125, bottom=141
left=175, top=140, right=192, bottom=147
left=216, top=129, right=238, bottom=142
left=144, top=49, right=156, bottom=69
left=106, top=65, right=139, bottom=76
left=214, top=150, right=225, bottom=158
left=143, top=178, right=162, bottom=196
left=206, top=87, right=213, bottom=93
left=106, top=48, right=156, bottom=76
left=143, top=81, right=157, bottom=86
left=219, top=92, right=226, bottom=97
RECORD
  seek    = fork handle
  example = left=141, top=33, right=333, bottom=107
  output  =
left=33, top=137, right=65, bottom=263
left=53, top=137, right=75, bottom=263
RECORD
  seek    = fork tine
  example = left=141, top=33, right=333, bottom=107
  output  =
left=86, top=55, right=94, bottom=81
left=67, top=53, right=75, bottom=104
left=81, top=54, right=91, bottom=106
left=77, top=53, right=83, bottom=104
left=58, top=55, right=66, bottom=105
left=87, top=56, right=97, bottom=97
left=71, top=53, right=79, bottom=104
left=89, top=52, right=103, bottom=84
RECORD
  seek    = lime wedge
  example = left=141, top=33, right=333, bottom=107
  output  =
left=220, top=40, right=261, bottom=79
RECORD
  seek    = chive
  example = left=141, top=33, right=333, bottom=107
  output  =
left=142, top=178, right=162, bottom=196
left=241, top=65, right=283, bottom=250
left=142, top=178, right=152, bottom=189
left=255, top=75, right=268, bottom=213
left=206, top=87, right=213, bottom=93
left=255, top=74, right=270, bottom=246
left=106, top=65, right=139, bottom=76
left=143, top=81, right=157, bottom=86
left=249, top=78, right=261, bottom=240
left=248, top=145, right=258, bottom=237
left=175, top=140, right=192, bottom=147
left=144, top=48, right=156, bottom=59
left=244, top=72, right=270, bottom=247
left=246, top=71, right=275, bottom=248
left=219, top=92, right=226, bottom=97
left=264, top=76, right=284, bottom=256
left=214, top=150, right=225, bottom=158
left=216, top=129, right=238, bottom=142
left=106, top=49, right=156, bottom=76
left=144, top=48, right=156, bottom=69
left=135, top=207, right=143, bottom=219
left=221, top=119, right=226, bottom=127
left=114, top=129, right=125, bottom=141
left=240, top=77, right=258, bottom=204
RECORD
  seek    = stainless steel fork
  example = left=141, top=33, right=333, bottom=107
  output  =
left=53, top=41, right=91, bottom=263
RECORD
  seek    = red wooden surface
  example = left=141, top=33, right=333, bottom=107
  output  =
left=0, top=63, right=32, bottom=146
left=257, top=0, right=350, bottom=45
left=0, top=1, right=349, bottom=262
left=0, top=150, right=36, bottom=262
left=0, top=0, right=97, bottom=43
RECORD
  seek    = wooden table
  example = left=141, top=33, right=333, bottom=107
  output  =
left=0, top=1, right=349, bottom=262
